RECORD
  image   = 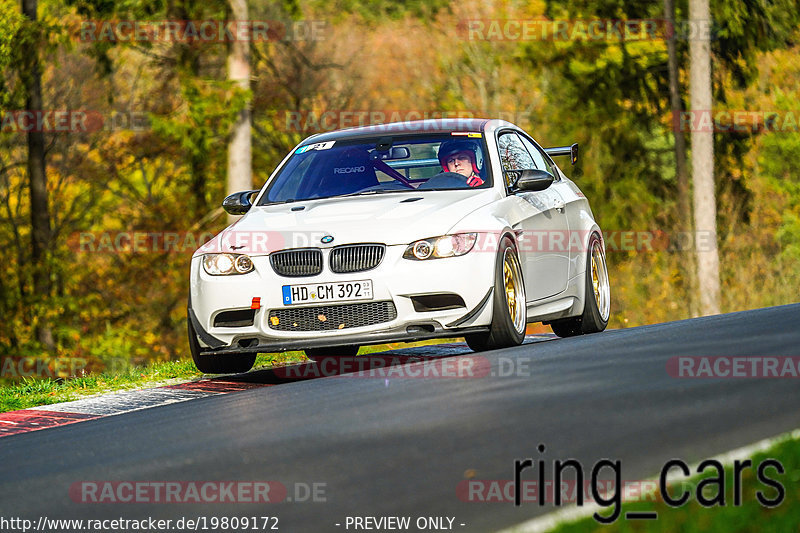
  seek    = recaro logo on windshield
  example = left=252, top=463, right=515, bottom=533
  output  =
left=333, top=166, right=366, bottom=174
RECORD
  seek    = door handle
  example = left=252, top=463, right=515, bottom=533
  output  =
left=553, top=199, right=566, bottom=213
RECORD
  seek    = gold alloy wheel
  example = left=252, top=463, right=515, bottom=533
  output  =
left=502, top=249, right=526, bottom=333
left=590, top=239, right=610, bottom=321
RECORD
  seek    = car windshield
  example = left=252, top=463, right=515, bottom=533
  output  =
left=258, top=133, right=491, bottom=204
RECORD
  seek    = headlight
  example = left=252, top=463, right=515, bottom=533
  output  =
left=403, top=233, right=477, bottom=260
left=202, top=253, right=254, bottom=275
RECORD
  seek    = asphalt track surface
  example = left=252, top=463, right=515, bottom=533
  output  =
left=1, top=303, right=800, bottom=532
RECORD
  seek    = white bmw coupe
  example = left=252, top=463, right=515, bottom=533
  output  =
left=188, top=119, right=610, bottom=373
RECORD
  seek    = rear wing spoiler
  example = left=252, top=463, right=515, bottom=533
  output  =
left=544, top=143, right=579, bottom=165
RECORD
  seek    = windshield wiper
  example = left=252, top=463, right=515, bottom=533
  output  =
left=337, top=189, right=404, bottom=198
left=263, top=190, right=404, bottom=205
left=258, top=198, right=298, bottom=206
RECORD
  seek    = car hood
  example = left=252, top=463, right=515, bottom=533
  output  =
left=195, top=189, right=498, bottom=256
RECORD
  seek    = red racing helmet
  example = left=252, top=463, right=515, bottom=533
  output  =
left=437, top=139, right=484, bottom=175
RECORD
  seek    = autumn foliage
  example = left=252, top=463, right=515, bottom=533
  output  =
left=1, top=0, right=799, bottom=376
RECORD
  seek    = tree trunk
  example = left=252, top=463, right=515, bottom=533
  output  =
left=227, top=0, right=252, bottom=223
left=665, top=0, right=698, bottom=317
left=22, top=0, right=55, bottom=349
left=689, top=0, right=721, bottom=315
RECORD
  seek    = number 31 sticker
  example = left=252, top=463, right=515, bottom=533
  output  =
left=296, top=141, right=336, bottom=154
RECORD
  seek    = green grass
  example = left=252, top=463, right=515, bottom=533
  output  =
left=0, top=339, right=461, bottom=413
left=0, top=358, right=200, bottom=413
left=548, top=432, right=800, bottom=533
left=0, top=352, right=304, bottom=413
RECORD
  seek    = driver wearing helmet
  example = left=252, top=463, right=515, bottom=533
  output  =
left=437, top=139, right=485, bottom=187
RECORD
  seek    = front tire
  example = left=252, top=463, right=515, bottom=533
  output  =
left=550, top=233, right=610, bottom=337
left=187, top=315, right=256, bottom=374
left=466, top=236, right=527, bottom=352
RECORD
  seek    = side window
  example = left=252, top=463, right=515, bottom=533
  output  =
left=519, top=135, right=557, bottom=178
left=497, top=132, right=536, bottom=187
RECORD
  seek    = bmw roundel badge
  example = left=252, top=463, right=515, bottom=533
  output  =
left=321, top=235, right=334, bottom=244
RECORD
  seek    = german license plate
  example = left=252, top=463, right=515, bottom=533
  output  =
left=282, top=280, right=373, bottom=305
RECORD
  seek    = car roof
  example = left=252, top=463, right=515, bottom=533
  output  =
left=300, top=118, right=494, bottom=144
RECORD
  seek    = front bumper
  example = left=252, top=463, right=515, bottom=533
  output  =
left=189, top=244, right=497, bottom=354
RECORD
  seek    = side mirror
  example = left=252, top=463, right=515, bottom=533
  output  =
left=222, top=190, right=260, bottom=215
left=512, top=169, right=555, bottom=192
